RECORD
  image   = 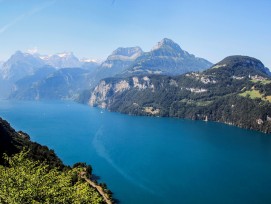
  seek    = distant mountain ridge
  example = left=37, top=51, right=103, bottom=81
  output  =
left=0, top=51, right=45, bottom=81
left=0, top=50, right=100, bottom=99
left=39, top=52, right=82, bottom=68
left=6, top=38, right=213, bottom=100
left=92, top=47, right=144, bottom=83
left=10, top=68, right=94, bottom=100
left=86, top=55, right=271, bottom=133
left=121, top=38, right=212, bottom=76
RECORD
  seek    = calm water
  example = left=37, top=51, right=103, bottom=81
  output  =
left=1, top=100, right=271, bottom=204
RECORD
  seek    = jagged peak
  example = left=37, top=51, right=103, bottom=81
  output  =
left=7, top=50, right=41, bottom=62
left=111, top=46, right=143, bottom=57
left=151, top=38, right=183, bottom=52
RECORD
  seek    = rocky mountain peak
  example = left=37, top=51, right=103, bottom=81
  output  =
left=8, top=50, right=39, bottom=62
left=112, top=47, right=143, bottom=57
left=151, top=38, right=184, bottom=54
left=122, top=38, right=212, bottom=76
left=106, top=47, right=143, bottom=62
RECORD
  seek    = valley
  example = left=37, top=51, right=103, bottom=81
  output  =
left=2, top=39, right=271, bottom=134
left=1, top=1, right=271, bottom=204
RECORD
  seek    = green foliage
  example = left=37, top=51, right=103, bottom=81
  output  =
left=0, top=118, right=64, bottom=168
left=240, top=89, right=263, bottom=99
left=251, top=79, right=271, bottom=85
left=73, top=162, right=93, bottom=177
left=0, top=150, right=104, bottom=204
left=88, top=56, right=271, bottom=133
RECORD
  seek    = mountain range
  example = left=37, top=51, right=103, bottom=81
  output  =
left=1, top=38, right=271, bottom=133
left=87, top=55, right=271, bottom=133
left=3, top=38, right=212, bottom=100
left=121, top=38, right=212, bottom=76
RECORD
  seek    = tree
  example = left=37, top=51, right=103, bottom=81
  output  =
left=0, top=150, right=103, bottom=204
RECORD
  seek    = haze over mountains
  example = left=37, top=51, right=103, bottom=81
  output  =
left=1, top=38, right=212, bottom=100
left=1, top=38, right=271, bottom=133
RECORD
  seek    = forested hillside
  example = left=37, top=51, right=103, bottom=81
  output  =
left=0, top=117, right=113, bottom=204
left=87, top=56, right=271, bottom=133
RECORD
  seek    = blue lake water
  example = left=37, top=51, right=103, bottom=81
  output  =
left=1, top=100, right=271, bottom=204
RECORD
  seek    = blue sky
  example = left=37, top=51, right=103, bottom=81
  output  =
left=0, top=0, right=270, bottom=67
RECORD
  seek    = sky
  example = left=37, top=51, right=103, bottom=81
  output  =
left=0, top=0, right=270, bottom=67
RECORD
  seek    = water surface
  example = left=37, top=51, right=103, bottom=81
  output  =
left=1, top=100, right=271, bottom=204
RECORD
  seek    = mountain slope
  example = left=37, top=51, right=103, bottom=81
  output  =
left=6, top=48, right=142, bottom=100
left=10, top=68, right=94, bottom=100
left=1, top=50, right=99, bottom=100
left=0, top=117, right=64, bottom=168
left=0, top=51, right=45, bottom=81
left=0, top=51, right=46, bottom=99
left=87, top=55, right=271, bottom=133
left=3, top=40, right=211, bottom=100
left=206, top=55, right=271, bottom=77
left=95, top=47, right=143, bottom=80
left=0, top=117, right=112, bottom=203
left=122, top=38, right=212, bottom=76
left=9, top=65, right=56, bottom=100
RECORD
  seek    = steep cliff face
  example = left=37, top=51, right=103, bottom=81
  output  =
left=89, top=80, right=113, bottom=108
left=89, top=76, right=156, bottom=108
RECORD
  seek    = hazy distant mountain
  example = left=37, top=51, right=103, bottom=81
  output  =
left=10, top=68, right=94, bottom=100
left=9, top=65, right=56, bottom=99
left=3, top=39, right=213, bottom=100
left=7, top=47, right=143, bottom=100
left=0, top=51, right=46, bottom=98
left=97, top=47, right=143, bottom=77
left=0, top=51, right=101, bottom=99
left=77, top=46, right=144, bottom=88
left=0, top=51, right=45, bottom=81
left=39, top=52, right=81, bottom=68
left=80, top=59, right=101, bottom=71
left=87, top=55, right=271, bottom=133
left=122, top=38, right=212, bottom=76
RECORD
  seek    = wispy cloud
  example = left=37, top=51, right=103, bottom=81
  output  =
left=0, top=1, right=55, bottom=35
left=0, top=14, right=25, bottom=34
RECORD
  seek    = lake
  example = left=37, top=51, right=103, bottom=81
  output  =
left=1, top=100, right=271, bottom=204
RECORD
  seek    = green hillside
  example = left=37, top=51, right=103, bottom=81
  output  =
left=87, top=55, right=271, bottom=133
left=0, top=117, right=113, bottom=204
